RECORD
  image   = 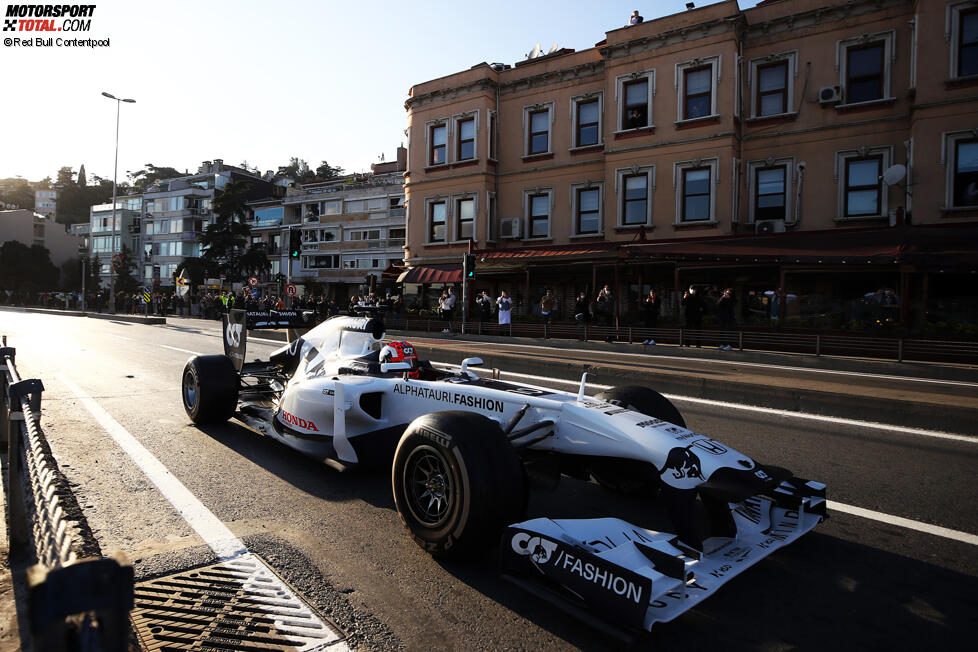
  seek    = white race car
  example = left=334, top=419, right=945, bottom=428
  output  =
left=181, top=309, right=826, bottom=632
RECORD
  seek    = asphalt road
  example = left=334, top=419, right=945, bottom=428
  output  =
left=3, top=311, right=976, bottom=650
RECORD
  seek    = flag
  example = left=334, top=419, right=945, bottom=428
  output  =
left=176, top=271, right=189, bottom=297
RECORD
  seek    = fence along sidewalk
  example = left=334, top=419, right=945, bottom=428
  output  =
left=1, top=336, right=133, bottom=651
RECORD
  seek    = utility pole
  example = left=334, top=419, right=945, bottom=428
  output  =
left=101, top=91, right=136, bottom=313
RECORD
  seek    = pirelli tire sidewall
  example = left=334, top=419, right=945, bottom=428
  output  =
left=392, top=411, right=525, bottom=558
left=182, top=354, right=239, bottom=425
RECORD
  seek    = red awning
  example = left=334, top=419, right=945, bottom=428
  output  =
left=397, top=264, right=462, bottom=284
left=479, top=242, right=619, bottom=260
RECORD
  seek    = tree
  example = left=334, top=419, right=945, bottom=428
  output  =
left=240, top=243, right=271, bottom=277
left=315, top=161, right=344, bottom=180
left=87, top=254, right=102, bottom=293
left=127, top=164, right=182, bottom=192
left=56, top=166, right=75, bottom=186
left=199, top=179, right=266, bottom=282
left=113, top=243, right=140, bottom=296
left=175, top=256, right=206, bottom=288
left=0, top=178, right=34, bottom=209
left=60, top=256, right=83, bottom=290
left=275, top=157, right=314, bottom=183
left=0, top=241, right=59, bottom=291
left=77, top=164, right=87, bottom=187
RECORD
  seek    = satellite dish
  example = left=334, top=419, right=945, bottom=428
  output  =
left=529, top=43, right=541, bottom=58
left=548, top=44, right=559, bottom=53
left=881, top=164, right=907, bottom=186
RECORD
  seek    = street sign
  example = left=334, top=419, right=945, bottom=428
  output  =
left=285, top=284, right=297, bottom=297
left=143, top=292, right=151, bottom=303
left=250, top=288, right=259, bottom=298
left=248, top=276, right=259, bottom=287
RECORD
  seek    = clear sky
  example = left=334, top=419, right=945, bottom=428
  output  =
left=1, top=0, right=758, bottom=184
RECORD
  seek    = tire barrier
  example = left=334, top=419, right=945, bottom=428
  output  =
left=1, top=336, right=133, bottom=651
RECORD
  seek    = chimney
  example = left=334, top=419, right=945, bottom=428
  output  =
left=213, top=158, right=223, bottom=172
left=199, top=160, right=212, bottom=174
left=396, top=145, right=407, bottom=172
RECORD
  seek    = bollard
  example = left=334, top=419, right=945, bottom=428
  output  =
left=897, top=338, right=904, bottom=363
left=679, top=328, right=684, bottom=347
left=816, top=335, right=821, bottom=357
left=738, top=331, right=744, bottom=351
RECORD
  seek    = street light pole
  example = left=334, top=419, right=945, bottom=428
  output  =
left=102, top=91, right=135, bottom=313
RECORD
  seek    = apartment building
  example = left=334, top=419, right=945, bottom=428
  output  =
left=88, top=195, right=142, bottom=288
left=141, top=160, right=274, bottom=287
left=258, top=147, right=407, bottom=302
left=403, top=0, right=977, bottom=328
left=0, top=209, right=84, bottom=269
left=34, top=189, right=58, bottom=220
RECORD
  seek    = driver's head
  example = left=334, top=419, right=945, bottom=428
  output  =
left=380, top=341, right=421, bottom=378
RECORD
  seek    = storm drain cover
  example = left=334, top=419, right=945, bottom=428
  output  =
left=131, top=553, right=346, bottom=651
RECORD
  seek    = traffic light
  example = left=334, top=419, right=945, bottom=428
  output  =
left=289, top=227, right=301, bottom=259
left=463, top=253, right=476, bottom=280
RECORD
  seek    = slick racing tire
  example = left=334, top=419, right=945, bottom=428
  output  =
left=393, top=411, right=526, bottom=558
left=182, top=355, right=239, bottom=425
left=589, top=385, right=686, bottom=493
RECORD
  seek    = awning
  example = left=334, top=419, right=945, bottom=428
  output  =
left=479, top=242, right=619, bottom=261
left=381, top=263, right=405, bottom=280
left=623, top=224, right=978, bottom=268
left=397, top=264, right=462, bottom=284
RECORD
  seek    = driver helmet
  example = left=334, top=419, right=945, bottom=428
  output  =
left=380, top=340, right=419, bottom=376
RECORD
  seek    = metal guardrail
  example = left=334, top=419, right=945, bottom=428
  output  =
left=389, top=318, right=978, bottom=365
left=2, top=337, right=133, bottom=651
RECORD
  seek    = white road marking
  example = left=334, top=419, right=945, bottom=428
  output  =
left=828, top=501, right=978, bottom=546
left=465, top=366, right=976, bottom=444
left=106, top=333, right=134, bottom=341
left=160, top=345, right=201, bottom=356
left=416, top=337, right=978, bottom=388
left=55, top=373, right=246, bottom=560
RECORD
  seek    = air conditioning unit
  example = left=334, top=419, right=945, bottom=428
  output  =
left=755, top=219, right=786, bottom=234
left=818, top=85, right=841, bottom=105
left=499, top=217, right=522, bottom=239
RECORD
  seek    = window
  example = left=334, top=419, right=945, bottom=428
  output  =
left=837, top=32, right=894, bottom=104
left=348, top=229, right=381, bottom=241
left=846, top=43, right=884, bottom=104
left=525, top=192, right=551, bottom=238
left=523, top=102, right=553, bottom=156
left=844, top=157, right=882, bottom=217
left=682, top=168, right=711, bottom=221
left=456, top=198, right=475, bottom=240
left=756, top=61, right=788, bottom=116
left=575, top=187, right=600, bottom=234
left=366, top=198, right=386, bottom=212
left=747, top=158, right=794, bottom=222
left=945, top=132, right=978, bottom=208
left=457, top=117, right=475, bottom=160
left=304, top=254, right=340, bottom=270
left=683, top=66, right=712, bottom=120
left=488, top=111, right=498, bottom=160
left=429, top=123, right=447, bottom=165
left=428, top=201, right=446, bottom=242
left=253, top=206, right=284, bottom=227
left=960, top=9, right=978, bottom=77
left=622, top=175, right=648, bottom=225
left=755, top=167, right=787, bottom=220
left=528, top=109, right=549, bottom=155
left=389, top=227, right=406, bottom=240
left=344, top=199, right=364, bottom=213
left=623, top=79, right=649, bottom=129
left=576, top=99, right=600, bottom=146
left=322, top=199, right=342, bottom=215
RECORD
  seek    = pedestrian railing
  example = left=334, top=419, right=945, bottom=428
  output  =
left=388, top=319, right=978, bottom=365
left=1, top=337, right=133, bottom=651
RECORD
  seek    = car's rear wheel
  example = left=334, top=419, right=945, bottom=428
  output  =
left=589, top=385, right=685, bottom=493
left=182, top=355, right=239, bottom=425
left=392, top=411, right=525, bottom=558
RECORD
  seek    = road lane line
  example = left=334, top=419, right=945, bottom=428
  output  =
left=412, top=337, right=978, bottom=388
left=160, top=345, right=201, bottom=356
left=55, top=373, right=246, bottom=560
left=106, top=334, right=134, bottom=341
left=828, top=501, right=978, bottom=546
left=460, top=366, right=975, bottom=444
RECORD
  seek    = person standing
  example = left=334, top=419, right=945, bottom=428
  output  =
left=574, top=291, right=590, bottom=340
left=596, top=285, right=615, bottom=341
left=439, top=287, right=456, bottom=334
left=642, top=288, right=661, bottom=345
left=716, top=288, right=736, bottom=350
left=540, top=289, right=556, bottom=326
left=681, top=285, right=705, bottom=347
left=496, top=291, right=512, bottom=330
left=477, top=290, right=492, bottom=326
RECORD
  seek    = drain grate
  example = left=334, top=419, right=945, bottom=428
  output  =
left=131, top=553, right=346, bottom=651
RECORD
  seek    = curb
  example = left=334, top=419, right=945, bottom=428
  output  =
left=407, top=342, right=978, bottom=435
left=0, top=306, right=165, bottom=325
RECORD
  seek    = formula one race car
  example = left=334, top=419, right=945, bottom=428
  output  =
left=181, top=309, right=826, bottom=632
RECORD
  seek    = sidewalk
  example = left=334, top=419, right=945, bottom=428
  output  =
left=388, top=330, right=978, bottom=435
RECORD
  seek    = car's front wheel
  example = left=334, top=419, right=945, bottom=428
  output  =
left=589, top=385, right=685, bottom=493
left=182, top=355, right=239, bottom=425
left=392, top=411, right=525, bottom=558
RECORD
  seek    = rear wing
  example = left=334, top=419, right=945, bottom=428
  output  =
left=245, top=309, right=317, bottom=329
left=222, top=309, right=248, bottom=372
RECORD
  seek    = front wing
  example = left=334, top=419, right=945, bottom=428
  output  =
left=501, top=484, right=825, bottom=631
